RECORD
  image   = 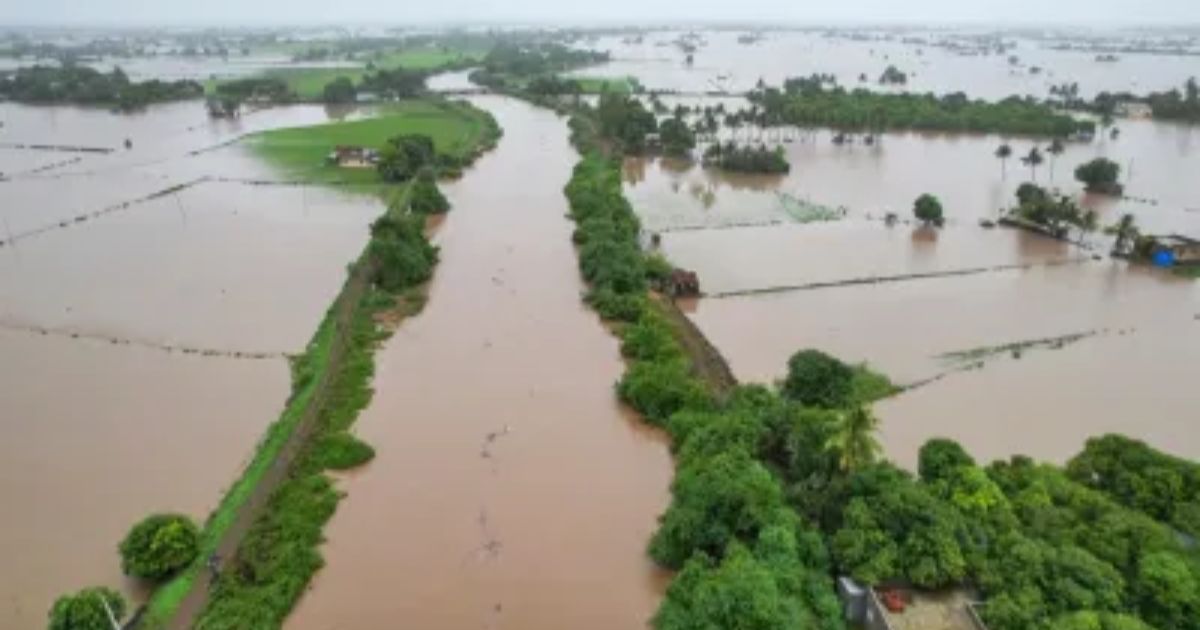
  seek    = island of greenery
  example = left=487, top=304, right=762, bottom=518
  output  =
left=0, top=64, right=202, bottom=110
left=743, top=74, right=1096, bottom=138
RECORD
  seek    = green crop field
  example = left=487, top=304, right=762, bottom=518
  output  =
left=248, top=99, right=492, bottom=183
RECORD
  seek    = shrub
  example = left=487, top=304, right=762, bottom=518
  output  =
left=49, top=587, right=126, bottom=630
left=914, top=193, right=945, bottom=226
left=1075, top=158, right=1123, bottom=195
left=377, top=134, right=435, bottom=182
left=620, top=310, right=682, bottom=362
left=310, top=432, right=375, bottom=470
left=919, top=438, right=976, bottom=483
left=618, top=358, right=712, bottom=425
left=781, top=349, right=854, bottom=408
left=119, top=514, right=200, bottom=581
left=409, top=171, right=450, bottom=215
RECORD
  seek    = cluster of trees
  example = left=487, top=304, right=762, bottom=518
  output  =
left=658, top=114, right=696, bottom=158
left=321, top=76, right=357, bottom=103
left=1075, top=157, right=1124, bottom=195
left=470, top=42, right=608, bottom=91
left=596, top=92, right=658, bottom=154
left=1010, top=183, right=1098, bottom=239
left=1068, top=435, right=1200, bottom=539
left=377, top=134, right=436, bottom=182
left=366, top=209, right=438, bottom=292
left=357, top=67, right=426, bottom=99
left=1145, top=78, right=1200, bottom=122
left=49, top=513, right=201, bottom=629
left=409, top=170, right=451, bottom=215
left=744, top=76, right=1094, bottom=137
left=879, top=65, right=908, bottom=85
left=701, top=142, right=790, bottom=174
left=214, top=77, right=294, bottom=104
left=0, top=64, right=202, bottom=110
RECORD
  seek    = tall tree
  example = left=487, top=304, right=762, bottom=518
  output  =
left=1022, top=146, right=1044, bottom=182
left=1047, top=138, right=1065, bottom=181
left=995, top=143, right=1013, bottom=179
left=825, top=406, right=882, bottom=472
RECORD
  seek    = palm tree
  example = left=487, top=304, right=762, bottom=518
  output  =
left=995, top=143, right=1012, bottom=179
left=1022, top=146, right=1044, bottom=182
left=825, top=405, right=882, bottom=472
left=1107, top=213, right=1139, bottom=255
left=1047, top=139, right=1065, bottom=181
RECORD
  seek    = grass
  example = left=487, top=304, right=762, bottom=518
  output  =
left=572, top=75, right=641, bottom=94
left=247, top=99, right=496, bottom=184
left=212, top=45, right=486, bottom=100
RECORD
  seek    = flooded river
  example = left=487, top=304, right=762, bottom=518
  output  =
left=286, top=95, right=672, bottom=630
left=0, top=101, right=381, bottom=627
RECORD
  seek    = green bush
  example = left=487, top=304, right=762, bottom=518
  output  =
left=119, top=513, right=200, bottom=581
left=409, top=171, right=450, bottom=215
left=914, top=193, right=945, bottom=226
left=367, top=213, right=438, bottom=292
left=781, top=349, right=855, bottom=409
left=919, top=438, right=976, bottom=483
left=620, top=310, right=682, bottom=362
left=617, top=358, right=712, bottom=425
left=48, top=587, right=126, bottom=630
left=310, top=432, right=375, bottom=470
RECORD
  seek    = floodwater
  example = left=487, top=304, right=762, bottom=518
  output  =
left=0, top=100, right=384, bottom=627
left=573, top=29, right=1200, bottom=100
left=286, top=96, right=672, bottom=630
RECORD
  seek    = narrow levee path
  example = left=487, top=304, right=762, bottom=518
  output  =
left=286, top=95, right=673, bottom=629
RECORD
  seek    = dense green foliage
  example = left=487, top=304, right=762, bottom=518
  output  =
left=1075, top=158, right=1124, bottom=195
left=746, top=76, right=1094, bottom=137
left=320, top=76, right=356, bottom=103
left=358, top=67, right=426, bottom=99
left=1010, top=183, right=1098, bottom=238
left=409, top=171, right=451, bottom=215
left=914, top=193, right=945, bottom=226
left=215, top=77, right=294, bottom=103
left=377, top=134, right=435, bottom=182
left=596, top=92, right=658, bottom=153
left=1068, top=434, right=1200, bottom=538
left=469, top=42, right=609, bottom=93
left=702, top=142, right=790, bottom=174
left=1145, top=78, right=1200, bottom=123
left=48, top=587, right=126, bottom=630
left=119, top=514, right=201, bottom=581
left=0, top=64, right=202, bottom=109
left=781, top=349, right=855, bottom=408
left=366, top=211, right=438, bottom=292
left=658, top=115, right=696, bottom=158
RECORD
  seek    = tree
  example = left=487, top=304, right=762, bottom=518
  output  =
left=1047, top=138, right=1065, bottom=181
left=913, top=193, right=945, bottom=226
left=654, top=544, right=807, bottom=630
left=1075, top=158, right=1123, bottom=195
left=408, top=170, right=450, bottom=215
left=377, top=134, right=435, bottom=182
left=658, top=115, right=696, bottom=158
left=1107, top=214, right=1139, bottom=256
left=919, top=438, right=975, bottom=483
left=781, top=349, right=854, bottom=409
left=1133, top=551, right=1200, bottom=630
left=825, top=406, right=882, bottom=472
left=321, top=76, right=356, bottom=103
left=1022, top=146, right=1044, bottom=181
left=833, top=498, right=899, bottom=584
left=996, top=143, right=1013, bottom=178
left=49, top=587, right=126, bottom=630
left=119, top=513, right=200, bottom=581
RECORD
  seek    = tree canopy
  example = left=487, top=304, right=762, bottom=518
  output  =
left=48, top=587, right=126, bottom=630
left=914, top=194, right=945, bottom=226
left=119, top=513, right=200, bottom=581
left=1075, top=158, right=1124, bottom=195
left=781, top=349, right=854, bottom=409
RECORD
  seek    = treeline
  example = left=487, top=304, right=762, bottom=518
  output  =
left=469, top=42, right=609, bottom=92
left=745, top=75, right=1095, bottom=138
left=1007, top=182, right=1098, bottom=239
left=0, top=64, right=202, bottom=110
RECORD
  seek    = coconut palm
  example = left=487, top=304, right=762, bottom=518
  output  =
left=1047, top=139, right=1065, bottom=181
left=995, top=143, right=1012, bottom=179
left=825, top=405, right=883, bottom=472
left=1022, top=146, right=1044, bottom=182
left=1107, top=213, right=1139, bottom=255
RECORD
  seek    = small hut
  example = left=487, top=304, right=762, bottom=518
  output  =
left=666, top=268, right=700, bottom=298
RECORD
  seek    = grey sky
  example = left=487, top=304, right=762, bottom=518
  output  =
left=3, top=0, right=1200, bottom=27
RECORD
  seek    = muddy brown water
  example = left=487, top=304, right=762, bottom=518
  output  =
left=572, top=29, right=1200, bottom=99
left=285, top=95, right=672, bottom=630
left=0, top=101, right=385, bottom=627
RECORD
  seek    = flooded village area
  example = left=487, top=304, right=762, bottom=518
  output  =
left=2, top=20, right=1200, bottom=630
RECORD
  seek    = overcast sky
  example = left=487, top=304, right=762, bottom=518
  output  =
left=3, top=0, right=1200, bottom=27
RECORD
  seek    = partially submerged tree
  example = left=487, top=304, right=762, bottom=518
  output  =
left=321, top=76, right=357, bottom=104
left=48, top=587, right=126, bottom=630
left=781, top=349, right=854, bottom=409
left=913, top=193, right=945, bottom=227
left=1075, top=157, right=1123, bottom=195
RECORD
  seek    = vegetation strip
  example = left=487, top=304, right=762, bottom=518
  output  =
left=0, top=320, right=288, bottom=360
left=706, top=257, right=1092, bottom=299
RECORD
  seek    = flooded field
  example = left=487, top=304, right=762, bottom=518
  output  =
left=286, top=96, right=672, bottom=630
left=574, top=29, right=1200, bottom=99
left=0, top=101, right=384, bottom=627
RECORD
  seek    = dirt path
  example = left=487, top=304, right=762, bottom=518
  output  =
left=163, top=263, right=372, bottom=629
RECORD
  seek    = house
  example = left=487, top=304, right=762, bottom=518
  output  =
left=1149, top=234, right=1200, bottom=266
left=326, top=145, right=379, bottom=168
left=1117, top=101, right=1153, bottom=119
left=665, top=268, right=700, bottom=298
